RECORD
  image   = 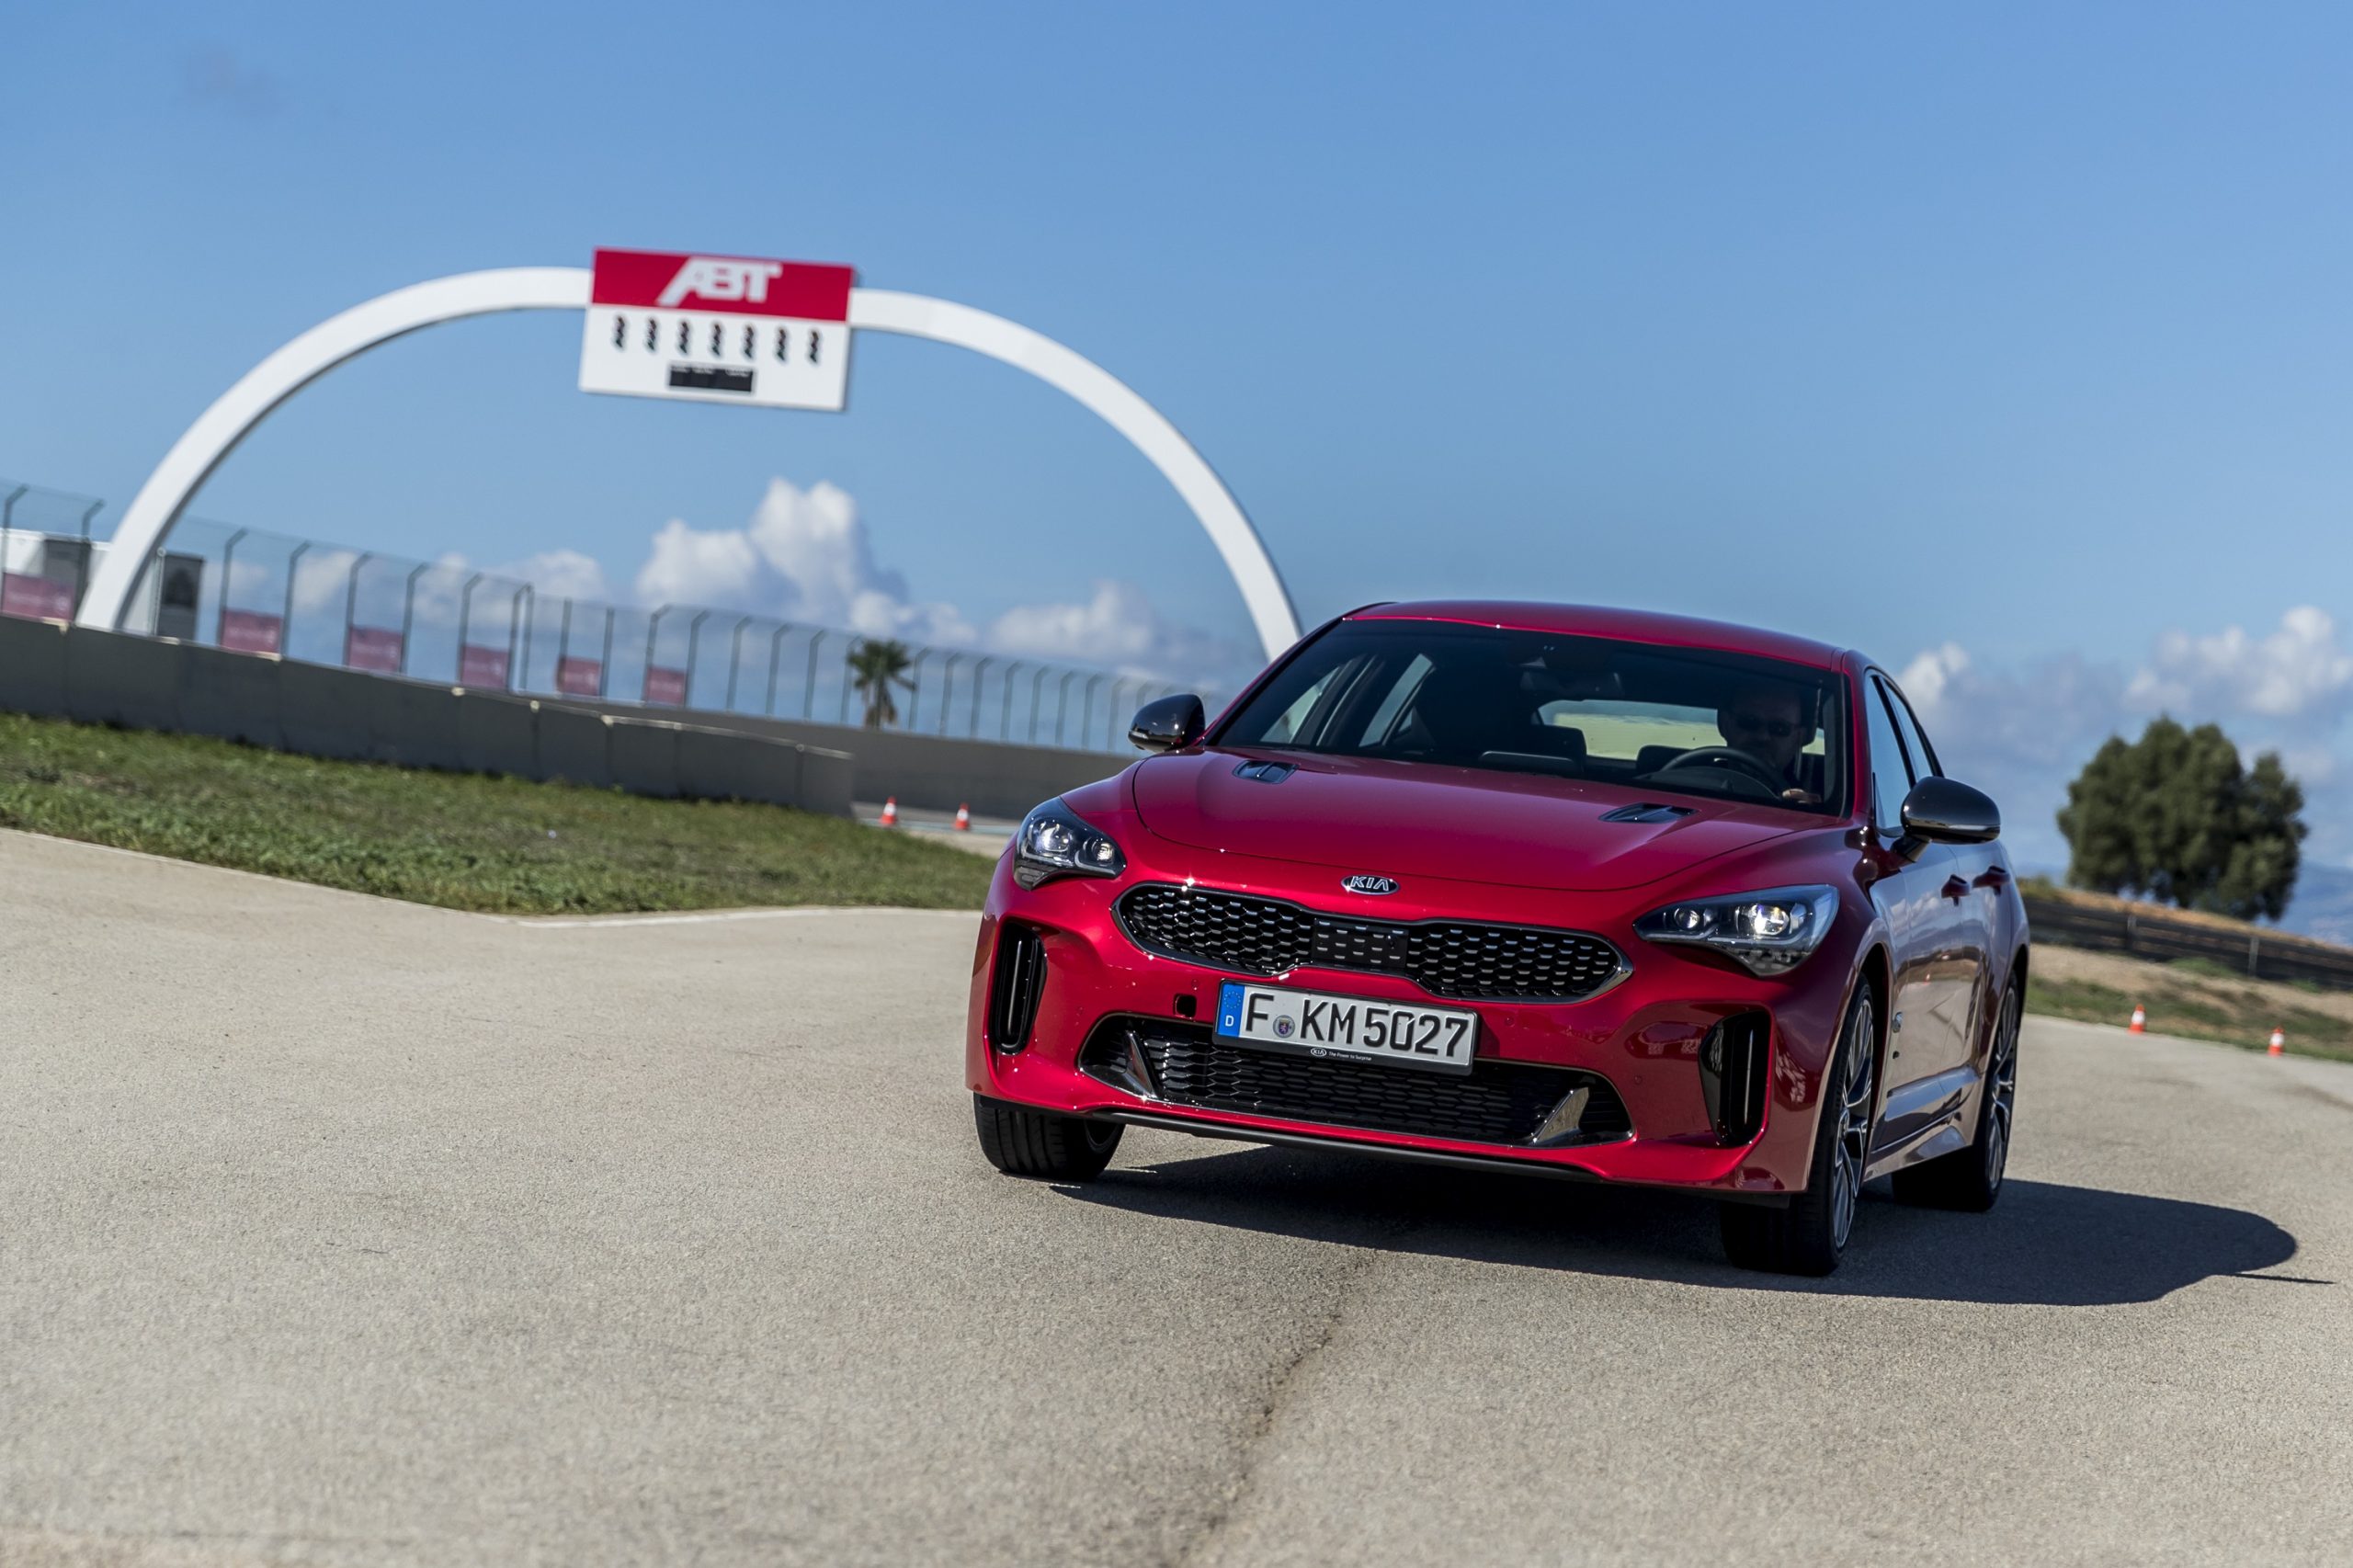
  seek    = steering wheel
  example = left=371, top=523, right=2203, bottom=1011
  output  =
left=1654, top=746, right=1788, bottom=794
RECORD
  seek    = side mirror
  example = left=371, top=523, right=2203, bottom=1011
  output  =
left=1896, top=777, right=2000, bottom=858
left=1129, top=693, right=1206, bottom=753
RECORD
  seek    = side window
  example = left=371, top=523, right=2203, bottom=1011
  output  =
left=1864, top=674, right=1915, bottom=831
left=1881, top=680, right=1941, bottom=778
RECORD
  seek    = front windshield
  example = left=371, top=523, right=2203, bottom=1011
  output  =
left=1218, top=619, right=1847, bottom=813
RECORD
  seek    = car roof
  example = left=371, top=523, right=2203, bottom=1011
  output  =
left=1346, top=600, right=1853, bottom=673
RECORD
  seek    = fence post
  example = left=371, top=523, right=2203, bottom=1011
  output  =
left=2124, top=910, right=2137, bottom=955
left=217, top=528, right=248, bottom=643
left=803, top=630, right=826, bottom=718
left=514, top=585, right=535, bottom=690
left=1029, top=666, right=1050, bottom=743
left=766, top=623, right=791, bottom=715
left=599, top=607, right=616, bottom=697
left=73, top=499, right=101, bottom=617
left=339, top=551, right=373, bottom=665
left=970, top=656, right=991, bottom=737
left=724, top=615, right=752, bottom=710
left=938, top=653, right=961, bottom=735
left=1001, top=661, right=1021, bottom=741
left=684, top=610, right=711, bottom=707
left=282, top=540, right=311, bottom=650
left=397, top=562, right=427, bottom=673
left=2248, top=931, right=2261, bottom=980
left=1055, top=670, right=1077, bottom=746
left=643, top=604, right=673, bottom=699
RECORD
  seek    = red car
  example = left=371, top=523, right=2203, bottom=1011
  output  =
left=967, top=602, right=2028, bottom=1275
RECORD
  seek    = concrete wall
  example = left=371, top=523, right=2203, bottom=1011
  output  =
left=0, top=617, right=854, bottom=817
left=550, top=698, right=1131, bottom=818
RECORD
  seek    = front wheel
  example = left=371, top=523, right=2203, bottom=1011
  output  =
left=1721, top=984, right=1878, bottom=1276
left=1891, top=981, right=2019, bottom=1212
left=973, top=1096, right=1124, bottom=1181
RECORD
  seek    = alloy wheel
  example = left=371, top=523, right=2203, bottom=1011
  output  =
left=1983, top=987, right=2020, bottom=1191
left=1828, top=996, right=1876, bottom=1251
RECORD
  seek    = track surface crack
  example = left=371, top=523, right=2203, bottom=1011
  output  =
left=1172, top=1223, right=1407, bottom=1567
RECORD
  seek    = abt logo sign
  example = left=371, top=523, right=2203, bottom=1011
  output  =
left=657, top=258, right=787, bottom=308
left=579, top=247, right=857, bottom=413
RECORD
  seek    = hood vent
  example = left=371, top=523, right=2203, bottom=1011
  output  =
left=1599, top=801, right=1693, bottom=824
left=1233, top=759, right=1296, bottom=784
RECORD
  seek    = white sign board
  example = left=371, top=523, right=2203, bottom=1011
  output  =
left=578, top=248, right=856, bottom=411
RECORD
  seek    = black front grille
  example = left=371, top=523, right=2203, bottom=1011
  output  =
left=1082, top=1018, right=1632, bottom=1146
left=1115, top=883, right=1626, bottom=1003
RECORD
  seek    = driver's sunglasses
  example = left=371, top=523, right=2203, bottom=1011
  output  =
left=1726, top=712, right=1800, bottom=739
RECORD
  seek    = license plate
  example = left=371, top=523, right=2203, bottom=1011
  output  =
left=1214, top=982, right=1478, bottom=1075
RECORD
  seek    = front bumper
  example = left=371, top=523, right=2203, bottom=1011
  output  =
left=965, top=838, right=1851, bottom=1197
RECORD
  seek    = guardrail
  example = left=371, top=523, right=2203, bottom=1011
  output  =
left=0, top=478, right=1222, bottom=756
left=2021, top=892, right=2353, bottom=993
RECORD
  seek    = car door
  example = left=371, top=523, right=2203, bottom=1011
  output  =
left=1859, top=671, right=1971, bottom=1153
left=1882, top=676, right=2001, bottom=1069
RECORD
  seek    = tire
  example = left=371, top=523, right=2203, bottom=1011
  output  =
left=1721, top=983, right=1878, bottom=1277
left=972, top=1096, right=1123, bottom=1181
left=1891, top=981, right=2019, bottom=1212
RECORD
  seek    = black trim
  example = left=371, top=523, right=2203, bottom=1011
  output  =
left=1699, top=1011, right=1770, bottom=1146
left=987, top=922, right=1048, bottom=1051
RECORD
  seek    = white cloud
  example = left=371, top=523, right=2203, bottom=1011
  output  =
left=986, top=578, right=1246, bottom=683
left=494, top=548, right=609, bottom=602
left=1897, top=606, right=2353, bottom=878
left=2124, top=606, right=2353, bottom=722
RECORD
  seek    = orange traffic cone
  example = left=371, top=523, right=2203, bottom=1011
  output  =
left=2129, top=1004, right=2146, bottom=1034
left=954, top=803, right=972, bottom=832
left=2268, top=1027, right=2285, bottom=1057
left=879, top=797, right=899, bottom=827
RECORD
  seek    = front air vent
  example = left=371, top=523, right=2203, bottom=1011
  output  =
left=1599, top=802, right=1693, bottom=824
left=1699, top=1011, right=1769, bottom=1145
left=988, top=922, right=1048, bottom=1051
left=1079, top=1017, right=1632, bottom=1147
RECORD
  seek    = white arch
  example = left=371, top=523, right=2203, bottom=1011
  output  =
left=76, top=267, right=1302, bottom=661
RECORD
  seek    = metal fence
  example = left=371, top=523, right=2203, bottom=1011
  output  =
left=0, top=478, right=1214, bottom=755
left=2021, top=892, right=2353, bottom=992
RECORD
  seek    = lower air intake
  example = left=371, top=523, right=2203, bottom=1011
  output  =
left=1080, top=1017, right=1631, bottom=1147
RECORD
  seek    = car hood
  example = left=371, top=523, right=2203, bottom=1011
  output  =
left=1129, top=748, right=1810, bottom=893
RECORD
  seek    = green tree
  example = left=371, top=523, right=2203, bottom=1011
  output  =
left=2056, top=716, right=2305, bottom=921
left=846, top=639, right=915, bottom=729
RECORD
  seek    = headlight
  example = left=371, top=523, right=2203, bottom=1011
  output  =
left=1634, top=885, right=1838, bottom=977
left=1013, top=798, right=1127, bottom=890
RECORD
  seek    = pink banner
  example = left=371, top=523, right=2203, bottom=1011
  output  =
left=643, top=665, right=688, bottom=706
left=220, top=608, right=284, bottom=654
left=0, top=574, right=74, bottom=621
left=556, top=656, right=604, bottom=698
left=458, top=643, right=511, bottom=688
left=345, top=625, right=404, bottom=673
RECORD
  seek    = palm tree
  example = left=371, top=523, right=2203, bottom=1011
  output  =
left=847, top=638, right=915, bottom=729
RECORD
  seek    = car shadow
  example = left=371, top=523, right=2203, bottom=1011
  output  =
left=1062, top=1142, right=2312, bottom=1305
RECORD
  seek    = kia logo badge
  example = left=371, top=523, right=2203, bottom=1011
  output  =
left=1342, top=874, right=1399, bottom=895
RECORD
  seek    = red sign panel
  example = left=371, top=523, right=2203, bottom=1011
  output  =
left=0, top=574, right=74, bottom=620
left=555, top=656, right=604, bottom=698
left=459, top=644, right=512, bottom=688
left=588, top=249, right=854, bottom=321
left=345, top=625, right=404, bottom=673
left=220, top=608, right=284, bottom=654
left=643, top=665, right=689, bottom=706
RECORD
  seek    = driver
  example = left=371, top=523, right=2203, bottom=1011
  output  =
left=1717, top=682, right=1822, bottom=804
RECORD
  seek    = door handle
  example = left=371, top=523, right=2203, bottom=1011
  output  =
left=1974, top=865, right=2010, bottom=891
left=1940, top=875, right=1969, bottom=903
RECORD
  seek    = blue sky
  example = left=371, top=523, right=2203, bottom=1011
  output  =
left=6, top=2, right=2353, bottom=881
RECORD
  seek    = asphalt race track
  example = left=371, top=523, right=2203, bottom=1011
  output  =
left=4, top=828, right=2349, bottom=1566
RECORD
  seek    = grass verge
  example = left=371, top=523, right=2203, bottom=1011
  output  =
left=0, top=710, right=995, bottom=915
left=2028, top=967, right=2353, bottom=1063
